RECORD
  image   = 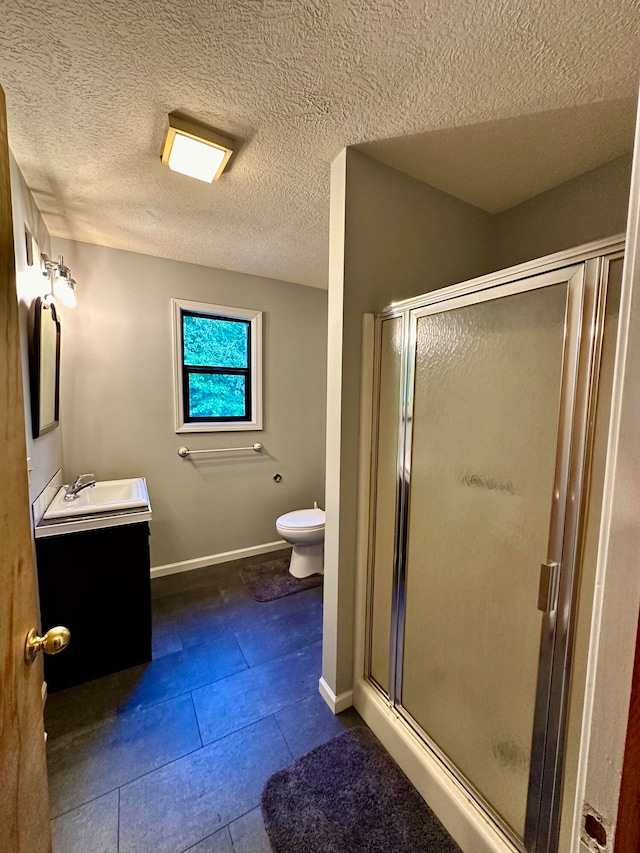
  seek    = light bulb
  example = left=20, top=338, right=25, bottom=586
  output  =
left=53, top=274, right=77, bottom=308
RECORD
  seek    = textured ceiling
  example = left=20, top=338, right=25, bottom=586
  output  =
left=0, top=1, right=639, bottom=289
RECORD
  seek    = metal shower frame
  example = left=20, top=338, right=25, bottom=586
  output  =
left=363, top=244, right=624, bottom=853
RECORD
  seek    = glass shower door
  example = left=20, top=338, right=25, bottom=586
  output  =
left=397, top=266, right=587, bottom=849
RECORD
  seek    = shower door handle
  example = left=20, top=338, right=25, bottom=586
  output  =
left=538, top=561, right=560, bottom=612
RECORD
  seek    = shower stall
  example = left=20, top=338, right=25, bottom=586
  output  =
left=361, top=239, right=624, bottom=853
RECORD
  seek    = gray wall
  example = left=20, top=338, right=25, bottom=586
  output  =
left=343, top=152, right=495, bottom=307
left=492, top=154, right=632, bottom=269
left=324, top=149, right=495, bottom=696
left=55, top=239, right=328, bottom=569
left=10, top=152, right=61, bottom=505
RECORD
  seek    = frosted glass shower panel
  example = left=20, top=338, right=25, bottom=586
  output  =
left=368, top=316, right=402, bottom=692
left=401, top=283, right=568, bottom=838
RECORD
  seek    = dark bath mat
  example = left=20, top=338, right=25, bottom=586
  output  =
left=261, top=727, right=462, bottom=853
left=239, top=557, right=323, bottom=602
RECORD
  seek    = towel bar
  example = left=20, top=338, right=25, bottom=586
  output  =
left=177, top=443, right=263, bottom=458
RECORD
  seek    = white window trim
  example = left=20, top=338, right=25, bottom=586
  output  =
left=171, top=298, right=263, bottom=433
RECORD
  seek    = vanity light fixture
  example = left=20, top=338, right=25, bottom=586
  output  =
left=42, top=255, right=77, bottom=309
left=161, top=115, right=234, bottom=183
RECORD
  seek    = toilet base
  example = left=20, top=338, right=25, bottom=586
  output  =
left=289, top=543, right=324, bottom=578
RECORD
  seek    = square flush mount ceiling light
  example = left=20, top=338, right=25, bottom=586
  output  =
left=161, top=115, right=234, bottom=183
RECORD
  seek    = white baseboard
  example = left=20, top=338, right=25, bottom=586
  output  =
left=319, top=676, right=354, bottom=714
left=150, top=540, right=290, bottom=579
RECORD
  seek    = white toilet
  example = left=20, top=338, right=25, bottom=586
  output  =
left=276, top=504, right=325, bottom=578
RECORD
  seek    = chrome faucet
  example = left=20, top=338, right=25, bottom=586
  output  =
left=64, top=474, right=97, bottom=501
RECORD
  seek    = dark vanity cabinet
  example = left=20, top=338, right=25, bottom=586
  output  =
left=36, top=521, right=152, bottom=692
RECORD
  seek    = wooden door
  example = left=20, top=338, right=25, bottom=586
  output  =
left=0, top=84, right=52, bottom=853
left=615, top=609, right=640, bottom=853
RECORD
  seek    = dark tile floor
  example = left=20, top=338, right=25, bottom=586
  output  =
left=45, top=551, right=362, bottom=853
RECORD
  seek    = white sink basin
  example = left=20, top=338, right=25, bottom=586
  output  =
left=43, top=478, right=150, bottom=520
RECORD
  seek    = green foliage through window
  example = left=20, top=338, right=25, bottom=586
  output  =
left=188, top=373, right=247, bottom=418
left=181, top=310, right=251, bottom=422
left=183, top=315, right=248, bottom=368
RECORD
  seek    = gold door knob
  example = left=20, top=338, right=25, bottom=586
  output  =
left=25, top=626, right=71, bottom=665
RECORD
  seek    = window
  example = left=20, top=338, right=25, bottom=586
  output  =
left=172, top=299, right=262, bottom=432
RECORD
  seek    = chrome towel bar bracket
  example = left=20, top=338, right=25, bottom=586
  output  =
left=177, top=443, right=263, bottom=458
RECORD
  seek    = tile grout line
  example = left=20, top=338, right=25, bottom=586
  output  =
left=226, top=823, right=236, bottom=853
left=70, top=713, right=289, bottom=818
left=192, top=708, right=303, bottom=755
left=179, top=823, right=235, bottom=853
left=51, top=787, right=123, bottom=822
left=230, top=803, right=267, bottom=825
left=46, top=656, right=251, bottom=743
left=190, top=691, right=204, bottom=748
left=191, top=654, right=323, bottom=747
left=196, top=696, right=314, bottom=751
left=180, top=805, right=266, bottom=853
left=227, top=804, right=270, bottom=852
left=116, top=787, right=121, bottom=853
left=47, top=687, right=204, bottom=748
left=53, top=778, right=270, bottom=853
left=271, top=712, right=295, bottom=763
left=51, top=738, right=208, bottom=821
left=230, top=629, right=251, bottom=671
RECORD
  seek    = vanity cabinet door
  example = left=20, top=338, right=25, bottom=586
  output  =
left=36, top=522, right=152, bottom=691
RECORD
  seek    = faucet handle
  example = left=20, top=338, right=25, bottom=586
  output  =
left=64, top=473, right=97, bottom=500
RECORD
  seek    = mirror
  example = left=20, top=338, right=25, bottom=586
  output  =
left=30, top=296, right=61, bottom=438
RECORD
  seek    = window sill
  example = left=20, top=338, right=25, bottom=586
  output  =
left=175, top=420, right=263, bottom=434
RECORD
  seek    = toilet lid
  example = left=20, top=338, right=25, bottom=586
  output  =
left=277, top=508, right=325, bottom=531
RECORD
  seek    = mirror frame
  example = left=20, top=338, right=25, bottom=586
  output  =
left=29, top=296, right=61, bottom=438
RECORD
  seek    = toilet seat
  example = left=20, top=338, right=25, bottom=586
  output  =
left=276, top=508, right=324, bottom=532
